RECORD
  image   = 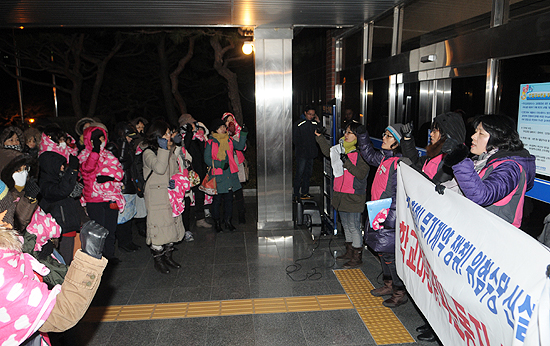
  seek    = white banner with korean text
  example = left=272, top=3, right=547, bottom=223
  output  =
left=396, top=163, right=550, bottom=346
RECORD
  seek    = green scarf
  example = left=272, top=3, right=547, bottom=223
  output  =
left=341, top=136, right=357, bottom=154
left=212, top=132, right=230, bottom=161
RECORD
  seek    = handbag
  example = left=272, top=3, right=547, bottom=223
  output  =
left=234, top=153, right=249, bottom=183
left=199, top=167, right=217, bottom=195
left=188, top=169, right=201, bottom=187
left=237, top=159, right=249, bottom=183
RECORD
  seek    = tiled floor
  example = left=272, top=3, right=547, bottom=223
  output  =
left=51, top=197, right=443, bottom=346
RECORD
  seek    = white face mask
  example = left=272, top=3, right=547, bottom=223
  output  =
left=58, top=142, right=67, bottom=150
left=12, top=170, right=28, bottom=187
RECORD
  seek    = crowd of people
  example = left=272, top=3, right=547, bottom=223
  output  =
left=295, top=107, right=536, bottom=342
left=0, top=111, right=249, bottom=345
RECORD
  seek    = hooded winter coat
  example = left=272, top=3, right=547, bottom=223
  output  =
left=452, top=149, right=536, bottom=227
left=38, top=150, right=81, bottom=233
left=78, top=126, right=125, bottom=210
left=0, top=154, right=39, bottom=231
left=142, top=145, right=185, bottom=246
left=402, top=112, right=466, bottom=183
left=0, top=126, right=25, bottom=174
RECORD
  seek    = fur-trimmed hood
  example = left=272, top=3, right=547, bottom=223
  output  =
left=0, top=126, right=24, bottom=149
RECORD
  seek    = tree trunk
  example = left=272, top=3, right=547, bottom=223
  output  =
left=210, top=36, right=244, bottom=125
left=170, top=36, right=196, bottom=115
left=86, top=38, right=124, bottom=118
left=158, top=33, right=178, bottom=125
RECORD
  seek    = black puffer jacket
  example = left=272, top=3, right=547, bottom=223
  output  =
left=38, top=151, right=81, bottom=233
left=106, top=137, right=136, bottom=195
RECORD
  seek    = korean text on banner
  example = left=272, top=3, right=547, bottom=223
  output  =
left=395, top=163, right=550, bottom=346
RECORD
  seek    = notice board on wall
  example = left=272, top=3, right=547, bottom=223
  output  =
left=518, top=83, right=550, bottom=177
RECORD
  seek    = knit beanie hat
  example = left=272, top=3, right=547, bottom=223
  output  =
left=0, top=180, right=15, bottom=227
left=386, top=123, right=403, bottom=143
left=210, top=118, right=226, bottom=133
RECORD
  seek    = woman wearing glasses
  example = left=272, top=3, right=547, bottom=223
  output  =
left=357, top=123, right=411, bottom=309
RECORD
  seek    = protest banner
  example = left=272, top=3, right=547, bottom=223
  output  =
left=396, top=163, right=550, bottom=346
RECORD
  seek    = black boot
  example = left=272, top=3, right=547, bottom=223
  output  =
left=163, top=244, right=181, bottom=269
left=135, top=217, right=147, bottom=237
left=224, top=219, right=236, bottom=232
left=151, top=248, right=170, bottom=274
left=214, top=219, right=223, bottom=233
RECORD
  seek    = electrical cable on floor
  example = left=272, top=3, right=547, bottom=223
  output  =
left=285, top=215, right=337, bottom=281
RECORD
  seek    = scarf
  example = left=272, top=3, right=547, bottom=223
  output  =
left=342, top=137, right=357, bottom=154
left=473, top=148, right=499, bottom=173
left=4, top=144, right=22, bottom=152
left=212, top=133, right=230, bottom=161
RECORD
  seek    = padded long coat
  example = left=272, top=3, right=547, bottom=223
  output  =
left=143, top=146, right=185, bottom=246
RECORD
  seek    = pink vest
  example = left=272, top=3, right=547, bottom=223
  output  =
left=333, top=151, right=367, bottom=195
left=209, top=139, right=239, bottom=175
left=479, top=159, right=526, bottom=228
left=422, top=154, right=443, bottom=179
left=371, top=156, right=399, bottom=201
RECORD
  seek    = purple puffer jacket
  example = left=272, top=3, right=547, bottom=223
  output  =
left=452, top=149, right=535, bottom=225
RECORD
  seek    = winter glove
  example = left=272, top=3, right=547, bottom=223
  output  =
left=241, top=125, right=248, bottom=133
left=435, top=184, right=446, bottom=195
left=441, top=136, right=459, bottom=154
left=315, top=126, right=327, bottom=136
left=157, top=137, right=169, bottom=150
left=222, top=162, right=230, bottom=170
left=96, top=175, right=115, bottom=184
left=340, top=153, right=349, bottom=164
left=356, top=125, right=367, bottom=135
left=443, top=143, right=469, bottom=167
left=68, top=155, right=79, bottom=171
left=401, top=122, right=413, bottom=139
left=80, top=220, right=108, bottom=259
left=91, top=129, right=103, bottom=153
left=172, top=133, right=183, bottom=145
left=24, top=178, right=40, bottom=199
left=37, top=240, right=55, bottom=261
left=169, top=179, right=176, bottom=190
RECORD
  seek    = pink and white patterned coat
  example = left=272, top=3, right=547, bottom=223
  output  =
left=77, top=126, right=125, bottom=211
left=26, top=207, right=62, bottom=252
left=167, top=173, right=191, bottom=217
left=0, top=248, right=61, bottom=345
left=38, top=133, right=78, bottom=162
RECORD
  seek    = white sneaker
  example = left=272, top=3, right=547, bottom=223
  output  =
left=184, top=231, right=194, bottom=242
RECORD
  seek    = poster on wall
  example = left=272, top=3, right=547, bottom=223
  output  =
left=518, top=83, right=550, bottom=176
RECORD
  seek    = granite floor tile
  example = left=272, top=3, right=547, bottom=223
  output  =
left=210, top=282, right=251, bottom=300
left=299, top=310, right=374, bottom=346
left=156, top=318, right=209, bottom=346
left=212, top=263, right=249, bottom=287
left=205, top=315, right=255, bottom=346
left=253, top=312, right=308, bottom=346
left=214, top=245, right=248, bottom=264
left=170, top=286, right=212, bottom=303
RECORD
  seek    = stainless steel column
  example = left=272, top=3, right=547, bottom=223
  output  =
left=255, top=28, right=294, bottom=230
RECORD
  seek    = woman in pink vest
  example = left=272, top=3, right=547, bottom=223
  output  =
left=444, top=114, right=536, bottom=227
left=315, top=121, right=370, bottom=268
left=357, top=123, right=411, bottom=308
left=401, top=112, right=466, bottom=186
left=205, top=118, right=248, bottom=233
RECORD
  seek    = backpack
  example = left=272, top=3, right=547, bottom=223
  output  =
left=132, top=147, right=154, bottom=198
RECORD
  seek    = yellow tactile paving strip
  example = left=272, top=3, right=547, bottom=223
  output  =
left=82, top=269, right=413, bottom=345
left=334, top=268, right=415, bottom=345
left=83, top=294, right=354, bottom=322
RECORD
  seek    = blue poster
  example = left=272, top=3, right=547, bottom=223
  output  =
left=518, top=83, right=550, bottom=176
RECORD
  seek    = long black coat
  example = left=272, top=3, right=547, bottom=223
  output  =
left=38, top=151, right=82, bottom=233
